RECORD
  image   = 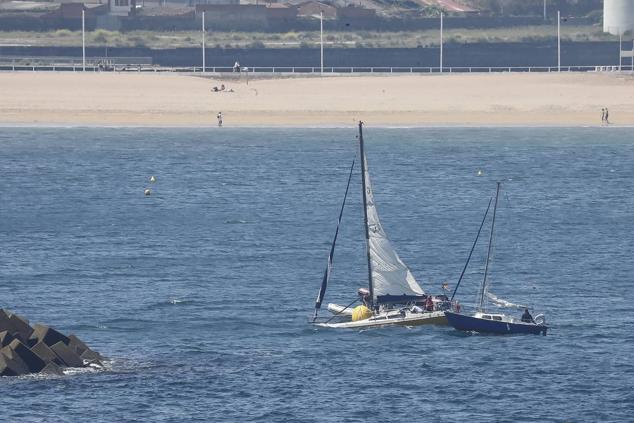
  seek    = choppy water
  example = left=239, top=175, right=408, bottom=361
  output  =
left=1, top=127, right=633, bottom=422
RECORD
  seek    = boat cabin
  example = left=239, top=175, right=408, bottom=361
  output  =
left=474, top=312, right=515, bottom=323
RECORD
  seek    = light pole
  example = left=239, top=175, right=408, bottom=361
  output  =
left=557, top=10, right=561, bottom=72
left=82, top=8, right=86, bottom=71
left=618, top=31, right=622, bottom=71
left=202, top=11, right=206, bottom=73
left=320, top=11, right=324, bottom=75
left=440, top=11, right=443, bottom=73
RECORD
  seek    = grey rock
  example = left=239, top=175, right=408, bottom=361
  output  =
left=7, top=339, right=46, bottom=373
left=30, top=324, right=70, bottom=348
left=40, top=362, right=64, bottom=376
left=0, top=330, right=15, bottom=347
left=50, top=341, right=84, bottom=368
left=31, top=342, right=64, bottom=366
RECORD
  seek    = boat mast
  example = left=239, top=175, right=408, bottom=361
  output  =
left=478, top=181, right=501, bottom=312
left=358, top=121, right=374, bottom=308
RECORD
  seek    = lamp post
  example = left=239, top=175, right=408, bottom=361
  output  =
left=440, top=11, right=443, bottom=73
left=618, top=31, right=622, bottom=71
left=202, top=11, right=206, bottom=73
left=82, top=8, right=86, bottom=71
left=557, top=10, right=561, bottom=72
left=320, top=11, right=324, bottom=76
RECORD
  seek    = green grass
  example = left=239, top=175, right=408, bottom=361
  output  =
left=0, top=25, right=619, bottom=49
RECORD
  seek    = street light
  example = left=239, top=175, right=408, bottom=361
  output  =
left=202, top=11, right=206, bottom=73
left=82, top=8, right=86, bottom=71
left=320, top=11, right=324, bottom=76
left=440, top=11, right=443, bottom=73
left=557, top=10, right=561, bottom=72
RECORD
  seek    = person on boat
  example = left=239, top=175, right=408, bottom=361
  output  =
left=425, top=295, right=434, bottom=312
left=521, top=308, right=535, bottom=324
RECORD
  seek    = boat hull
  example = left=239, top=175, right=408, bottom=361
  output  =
left=315, top=311, right=447, bottom=329
left=445, top=311, right=548, bottom=335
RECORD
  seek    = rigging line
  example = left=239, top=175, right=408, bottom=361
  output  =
left=313, top=156, right=357, bottom=321
left=479, top=181, right=501, bottom=312
left=324, top=297, right=360, bottom=324
left=450, top=197, right=493, bottom=302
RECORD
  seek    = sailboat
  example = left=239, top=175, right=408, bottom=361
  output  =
left=312, top=122, right=453, bottom=329
left=445, top=182, right=548, bottom=335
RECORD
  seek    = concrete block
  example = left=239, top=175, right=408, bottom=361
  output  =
left=30, top=342, right=64, bottom=366
left=7, top=339, right=46, bottom=373
left=80, top=349, right=103, bottom=362
left=50, top=341, right=84, bottom=368
left=0, top=309, right=14, bottom=334
left=0, top=330, right=15, bottom=347
left=30, top=324, right=70, bottom=348
left=40, top=362, right=64, bottom=376
left=0, top=350, right=29, bottom=376
left=67, top=334, right=89, bottom=355
left=0, top=354, right=20, bottom=376
left=8, top=314, right=34, bottom=342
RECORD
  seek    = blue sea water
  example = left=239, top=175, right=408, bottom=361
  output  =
left=1, top=127, right=633, bottom=422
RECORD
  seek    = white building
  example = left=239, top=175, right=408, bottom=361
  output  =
left=109, top=0, right=133, bottom=16
left=604, top=0, right=634, bottom=35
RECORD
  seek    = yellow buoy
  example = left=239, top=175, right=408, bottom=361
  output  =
left=144, top=189, right=151, bottom=196
left=351, top=305, right=372, bottom=322
left=150, top=176, right=156, bottom=183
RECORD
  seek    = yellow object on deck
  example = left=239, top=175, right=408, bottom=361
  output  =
left=352, top=305, right=372, bottom=322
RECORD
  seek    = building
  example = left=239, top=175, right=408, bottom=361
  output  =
left=108, top=0, right=134, bottom=16
left=335, top=5, right=376, bottom=20
left=603, top=0, right=634, bottom=35
left=296, top=1, right=336, bottom=19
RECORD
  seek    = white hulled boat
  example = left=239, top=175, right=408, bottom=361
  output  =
left=312, top=122, right=453, bottom=329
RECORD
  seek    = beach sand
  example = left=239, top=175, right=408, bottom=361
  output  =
left=1, top=72, right=633, bottom=126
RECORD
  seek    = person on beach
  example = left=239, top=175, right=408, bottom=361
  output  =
left=233, top=61, right=240, bottom=72
left=217, top=112, right=223, bottom=127
left=601, top=108, right=605, bottom=125
left=605, top=108, right=609, bottom=125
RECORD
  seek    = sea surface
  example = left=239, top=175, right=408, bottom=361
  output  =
left=1, top=127, right=633, bottom=422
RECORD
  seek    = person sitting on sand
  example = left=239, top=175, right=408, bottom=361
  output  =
left=220, top=84, right=225, bottom=91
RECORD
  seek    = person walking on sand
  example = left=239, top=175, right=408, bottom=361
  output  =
left=217, top=112, right=223, bottom=127
left=605, top=107, right=610, bottom=125
left=601, top=108, right=605, bottom=125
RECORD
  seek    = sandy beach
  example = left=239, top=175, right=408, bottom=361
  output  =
left=1, top=71, right=633, bottom=126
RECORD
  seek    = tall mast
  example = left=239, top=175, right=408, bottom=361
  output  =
left=358, top=121, right=374, bottom=307
left=479, top=181, right=501, bottom=312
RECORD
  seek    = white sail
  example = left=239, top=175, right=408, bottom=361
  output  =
left=486, top=292, right=526, bottom=309
left=363, top=154, right=425, bottom=300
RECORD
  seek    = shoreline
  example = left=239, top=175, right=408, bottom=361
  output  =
left=1, top=123, right=633, bottom=129
left=1, top=72, right=633, bottom=127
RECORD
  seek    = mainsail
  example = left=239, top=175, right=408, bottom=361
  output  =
left=363, top=153, right=425, bottom=301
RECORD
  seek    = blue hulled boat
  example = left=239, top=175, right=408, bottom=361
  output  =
left=446, top=182, right=548, bottom=336
left=445, top=311, right=547, bottom=335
